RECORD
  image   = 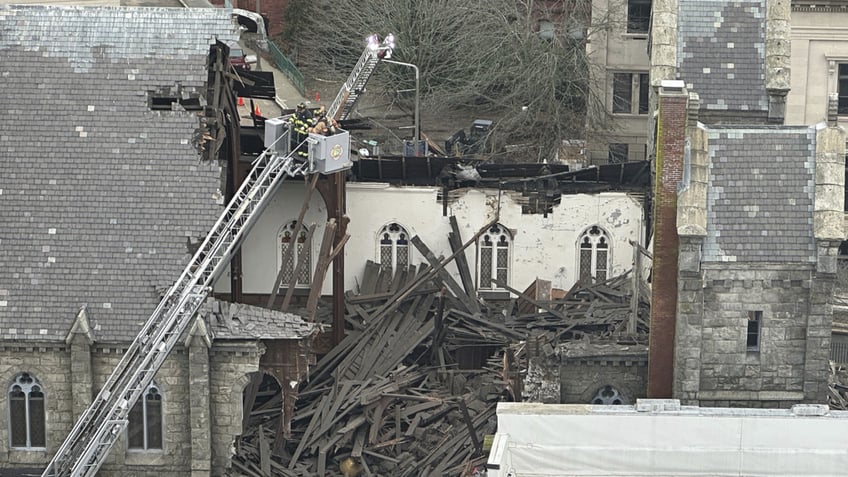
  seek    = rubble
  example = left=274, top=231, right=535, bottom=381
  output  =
left=229, top=222, right=650, bottom=476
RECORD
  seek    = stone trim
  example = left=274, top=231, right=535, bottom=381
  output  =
left=697, top=390, right=804, bottom=401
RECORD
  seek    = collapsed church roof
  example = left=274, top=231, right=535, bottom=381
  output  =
left=0, top=5, right=240, bottom=342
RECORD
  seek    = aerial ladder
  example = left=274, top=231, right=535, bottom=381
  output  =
left=41, top=33, right=394, bottom=477
left=327, top=33, right=394, bottom=122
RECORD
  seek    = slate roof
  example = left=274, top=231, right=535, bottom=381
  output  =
left=205, top=300, right=316, bottom=341
left=677, top=0, right=768, bottom=114
left=0, top=5, right=240, bottom=342
left=703, top=126, right=816, bottom=263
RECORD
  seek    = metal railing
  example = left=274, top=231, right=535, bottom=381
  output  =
left=832, top=339, right=848, bottom=365
left=269, top=40, right=305, bottom=96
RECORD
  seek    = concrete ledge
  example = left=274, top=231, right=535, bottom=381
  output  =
left=697, top=390, right=804, bottom=401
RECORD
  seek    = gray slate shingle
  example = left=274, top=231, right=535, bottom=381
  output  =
left=0, top=5, right=239, bottom=342
left=678, top=0, right=768, bottom=114
left=703, top=126, right=817, bottom=263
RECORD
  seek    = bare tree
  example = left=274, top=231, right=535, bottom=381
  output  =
left=283, top=0, right=617, bottom=162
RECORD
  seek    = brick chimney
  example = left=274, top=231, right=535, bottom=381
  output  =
left=648, top=80, right=689, bottom=398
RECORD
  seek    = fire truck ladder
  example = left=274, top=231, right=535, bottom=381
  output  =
left=327, top=33, right=394, bottom=121
left=42, top=148, right=307, bottom=477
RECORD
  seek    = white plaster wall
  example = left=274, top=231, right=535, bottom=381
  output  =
left=218, top=182, right=644, bottom=297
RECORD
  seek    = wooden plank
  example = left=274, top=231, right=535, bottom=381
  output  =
left=305, top=219, right=337, bottom=320
left=259, top=424, right=271, bottom=475
left=360, top=260, right=381, bottom=295
left=268, top=173, right=319, bottom=309
left=459, top=400, right=482, bottom=456
left=373, top=218, right=498, bottom=320
left=448, top=215, right=477, bottom=299
left=411, top=235, right=480, bottom=313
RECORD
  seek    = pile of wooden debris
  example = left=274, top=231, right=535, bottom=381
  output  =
left=230, top=221, right=650, bottom=476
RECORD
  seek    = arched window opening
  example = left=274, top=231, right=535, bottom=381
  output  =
left=279, top=220, right=311, bottom=287
left=478, top=224, right=512, bottom=290
left=378, top=223, right=411, bottom=274
left=579, top=225, right=610, bottom=282
left=9, top=372, right=46, bottom=449
left=591, top=385, right=626, bottom=405
left=128, top=383, right=163, bottom=450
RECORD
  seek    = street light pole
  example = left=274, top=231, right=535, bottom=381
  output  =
left=382, top=59, right=420, bottom=144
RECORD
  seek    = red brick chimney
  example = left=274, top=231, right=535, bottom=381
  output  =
left=648, top=81, right=689, bottom=398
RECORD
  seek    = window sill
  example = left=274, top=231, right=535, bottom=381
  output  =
left=124, top=449, right=167, bottom=466
left=611, top=112, right=650, bottom=118
left=7, top=448, right=48, bottom=466
left=622, top=33, right=649, bottom=40
left=477, top=290, right=511, bottom=301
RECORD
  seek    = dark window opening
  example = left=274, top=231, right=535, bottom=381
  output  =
left=613, top=72, right=649, bottom=115
left=627, top=0, right=652, bottom=34
left=150, top=96, right=177, bottom=111
left=609, top=143, right=629, bottom=163
left=128, top=384, right=163, bottom=450
left=9, top=373, right=46, bottom=449
left=747, top=310, right=762, bottom=351
left=613, top=73, right=632, bottom=113
left=839, top=64, right=848, bottom=115
left=638, top=73, right=650, bottom=114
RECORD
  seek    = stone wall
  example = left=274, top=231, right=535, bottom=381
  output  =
left=560, top=359, right=648, bottom=404
left=522, top=346, right=648, bottom=405
left=675, top=264, right=833, bottom=407
left=209, top=342, right=264, bottom=476
left=0, top=339, right=263, bottom=476
left=0, top=344, right=71, bottom=468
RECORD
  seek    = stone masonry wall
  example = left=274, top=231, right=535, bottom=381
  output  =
left=560, top=360, right=648, bottom=405
left=0, top=344, right=71, bottom=468
left=0, top=340, right=262, bottom=476
left=677, top=266, right=823, bottom=407
left=94, top=347, right=193, bottom=477
left=209, top=342, right=263, bottom=476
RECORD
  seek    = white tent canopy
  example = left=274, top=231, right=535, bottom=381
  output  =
left=488, top=400, right=848, bottom=477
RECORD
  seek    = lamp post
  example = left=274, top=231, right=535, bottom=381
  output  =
left=381, top=59, right=420, bottom=144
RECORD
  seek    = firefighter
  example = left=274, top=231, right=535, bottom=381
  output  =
left=289, top=103, right=313, bottom=157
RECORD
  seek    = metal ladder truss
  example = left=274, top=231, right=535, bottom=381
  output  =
left=327, top=34, right=394, bottom=122
left=42, top=149, right=307, bottom=477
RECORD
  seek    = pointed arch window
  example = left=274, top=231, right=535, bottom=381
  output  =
left=478, top=224, right=512, bottom=290
left=378, top=223, right=411, bottom=274
left=128, top=383, right=163, bottom=450
left=9, top=372, right=46, bottom=449
left=279, top=220, right=311, bottom=287
left=579, top=225, right=610, bottom=282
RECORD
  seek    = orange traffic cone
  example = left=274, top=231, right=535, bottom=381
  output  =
left=254, top=104, right=261, bottom=117
left=237, top=97, right=244, bottom=106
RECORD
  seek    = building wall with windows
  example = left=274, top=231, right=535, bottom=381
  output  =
left=0, top=342, right=262, bottom=476
left=787, top=2, right=848, bottom=125
left=662, top=91, right=845, bottom=407
left=586, top=0, right=652, bottom=165
left=223, top=182, right=645, bottom=297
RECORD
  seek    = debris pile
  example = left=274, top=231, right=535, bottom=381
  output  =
left=229, top=223, right=651, bottom=476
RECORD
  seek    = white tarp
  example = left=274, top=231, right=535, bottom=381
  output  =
left=487, top=400, right=848, bottom=477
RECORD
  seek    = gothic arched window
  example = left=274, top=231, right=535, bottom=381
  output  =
left=279, top=220, right=311, bottom=286
left=128, top=382, right=163, bottom=450
left=9, top=372, right=46, bottom=449
left=478, top=224, right=512, bottom=290
left=579, top=225, right=610, bottom=282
